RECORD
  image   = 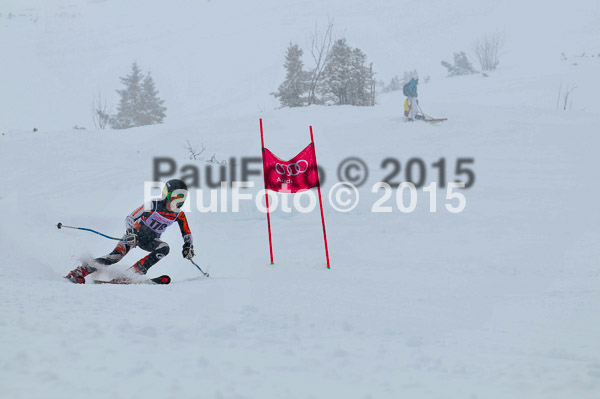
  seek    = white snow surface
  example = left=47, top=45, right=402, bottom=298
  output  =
left=1, top=1, right=600, bottom=398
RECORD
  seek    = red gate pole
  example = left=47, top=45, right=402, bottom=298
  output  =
left=260, top=119, right=274, bottom=264
left=310, top=126, right=331, bottom=269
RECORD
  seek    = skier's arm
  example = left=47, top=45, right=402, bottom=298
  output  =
left=122, top=202, right=152, bottom=247
left=176, top=212, right=193, bottom=244
left=177, top=212, right=194, bottom=259
left=126, top=202, right=154, bottom=231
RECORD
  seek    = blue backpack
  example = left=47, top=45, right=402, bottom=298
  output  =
left=403, top=78, right=418, bottom=97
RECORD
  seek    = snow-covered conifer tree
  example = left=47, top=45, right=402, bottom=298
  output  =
left=111, top=62, right=166, bottom=129
left=139, top=73, right=167, bottom=126
left=273, top=43, right=309, bottom=107
left=321, top=38, right=352, bottom=105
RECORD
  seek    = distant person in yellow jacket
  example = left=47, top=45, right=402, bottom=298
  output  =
left=402, top=78, right=423, bottom=121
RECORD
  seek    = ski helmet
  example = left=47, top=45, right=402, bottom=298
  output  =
left=163, top=179, right=188, bottom=208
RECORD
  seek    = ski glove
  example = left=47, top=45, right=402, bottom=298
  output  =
left=123, top=228, right=139, bottom=247
left=182, top=244, right=195, bottom=260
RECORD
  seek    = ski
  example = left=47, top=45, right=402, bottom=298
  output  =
left=403, top=116, right=447, bottom=123
left=92, top=275, right=171, bottom=285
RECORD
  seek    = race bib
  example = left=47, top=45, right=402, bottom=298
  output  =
left=143, top=211, right=177, bottom=233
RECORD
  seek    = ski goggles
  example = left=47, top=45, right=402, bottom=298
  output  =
left=163, top=187, right=187, bottom=208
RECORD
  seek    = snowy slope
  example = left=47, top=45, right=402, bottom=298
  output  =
left=1, top=1, right=600, bottom=398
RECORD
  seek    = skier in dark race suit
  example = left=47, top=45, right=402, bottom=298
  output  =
left=65, top=179, right=195, bottom=283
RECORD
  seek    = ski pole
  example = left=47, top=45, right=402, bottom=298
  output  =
left=189, top=259, right=209, bottom=277
left=417, top=102, right=432, bottom=119
left=56, top=222, right=124, bottom=241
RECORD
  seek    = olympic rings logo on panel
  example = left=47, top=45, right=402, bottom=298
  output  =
left=275, top=160, right=309, bottom=176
